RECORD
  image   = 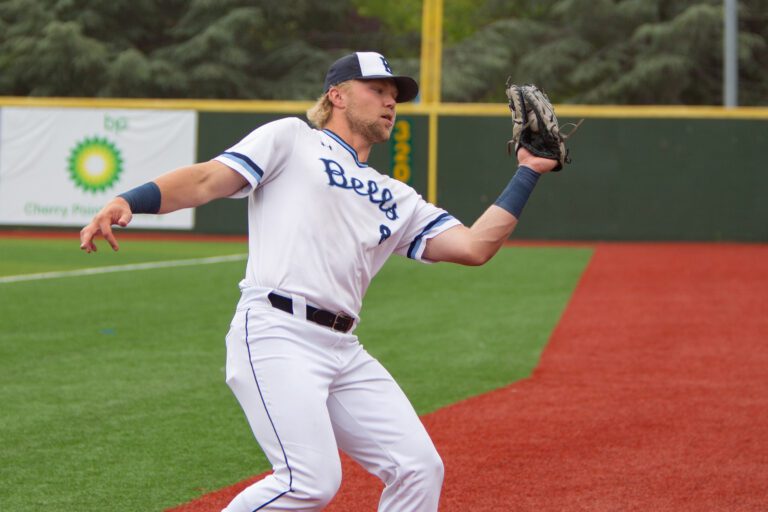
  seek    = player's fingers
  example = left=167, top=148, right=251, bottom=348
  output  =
left=80, top=240, right=97, bottom=253
left=79, top=225, right=99, bottom=253
left=97, top=218, right=120, bottom=252
left=103, top=230, right=120, bottom=252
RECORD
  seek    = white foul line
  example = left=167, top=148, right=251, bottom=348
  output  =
left=0, top=254, right=248, bottom=284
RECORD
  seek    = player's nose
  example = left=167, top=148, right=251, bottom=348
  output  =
left=383, top=86, right=397, bottom=107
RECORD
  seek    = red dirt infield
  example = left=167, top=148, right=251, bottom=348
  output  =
left=166, top=242, right=767, bottom=511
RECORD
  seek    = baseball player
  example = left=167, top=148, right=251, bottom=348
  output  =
left=80, top=51, right=559, bottom=511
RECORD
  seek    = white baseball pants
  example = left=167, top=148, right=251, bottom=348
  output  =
left=221, top=302, right=443, bottom=512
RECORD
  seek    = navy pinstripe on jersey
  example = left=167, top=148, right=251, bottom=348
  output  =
left=407, top=213, right=454, bottom=259
left=220, top=151, right=265, bottom=181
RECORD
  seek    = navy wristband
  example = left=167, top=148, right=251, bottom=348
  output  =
left=493, top=166, right=540, bottom=219
left=118, top=182, right=161, bottom=214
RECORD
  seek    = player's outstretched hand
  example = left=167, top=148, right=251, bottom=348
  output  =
left=516, top=147, right=558, bottom=174
left=79, top=198, right=133, bottom=253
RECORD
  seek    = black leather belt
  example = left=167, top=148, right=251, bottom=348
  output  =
left=267, top=292, right=355, bottom=333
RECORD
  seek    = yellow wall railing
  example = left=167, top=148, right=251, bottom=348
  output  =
left=2, top=96, right=767, bottom=121
left=2, top=96, right=768, bottom=121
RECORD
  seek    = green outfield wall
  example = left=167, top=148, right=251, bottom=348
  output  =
left=195, top=110, right=767, bottom=241
left=0, top=98, right=764, bottom=241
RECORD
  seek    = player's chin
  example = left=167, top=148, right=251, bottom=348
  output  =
left=367, top=124, right=392, bottom=144
left=378, top=121, right=395, bottom=140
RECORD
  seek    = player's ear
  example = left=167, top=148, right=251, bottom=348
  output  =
left=328, top=86, right=347, bottom=109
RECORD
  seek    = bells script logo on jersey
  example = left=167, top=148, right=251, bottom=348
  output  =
left=320, top=158, right=398, bottom=221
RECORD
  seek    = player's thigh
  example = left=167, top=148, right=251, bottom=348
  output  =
left=225, top=308, right=340, bottom=467
left=327, top=349, right=440, bottom=483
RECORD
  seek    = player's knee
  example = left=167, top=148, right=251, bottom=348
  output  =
left=291, top=457, right=342, bottom=507
left=314, top=468, right=342, bottom=507
left=419, top=450, right=445, bottom=487
left=398, top=448, right=444, bottom=491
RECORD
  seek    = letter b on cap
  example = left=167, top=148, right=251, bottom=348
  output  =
left=380, top=57, right=392, bottom=74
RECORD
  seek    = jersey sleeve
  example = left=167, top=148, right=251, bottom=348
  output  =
left=394, top=197, right=462, bottom=263
left=213, top=117, right=303, bottom=198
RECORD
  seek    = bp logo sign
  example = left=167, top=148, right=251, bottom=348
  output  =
left=67, top=136, right=123, bottom=193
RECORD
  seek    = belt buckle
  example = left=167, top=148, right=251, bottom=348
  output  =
left=331, top=312, right=353, bottom=332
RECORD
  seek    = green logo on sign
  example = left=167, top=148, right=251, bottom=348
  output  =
left=67, top=136, right=123, bottom=193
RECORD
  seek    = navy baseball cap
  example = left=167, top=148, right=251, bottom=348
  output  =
left=323, top=52, right=419, bottom=103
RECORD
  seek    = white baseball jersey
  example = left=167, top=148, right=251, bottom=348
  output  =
left=214, top=117, right=461, bottom=320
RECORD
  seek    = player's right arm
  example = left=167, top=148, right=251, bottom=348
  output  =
left=79, top=160, right=247, bottom=253
left=152, top=160, right=248, bottom=213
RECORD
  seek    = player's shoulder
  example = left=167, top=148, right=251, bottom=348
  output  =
left=377, top=172, right=424, bottom=202
left=238, top=117, right=311, bottom=148
left=261, top=116, right=310, bottom=133
left=377, top=170, right=412, bottom=189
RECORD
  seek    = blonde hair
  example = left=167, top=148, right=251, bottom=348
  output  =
left=306, top=93, right=333, bottom=129
left=306, top=81, right=352, bottom=129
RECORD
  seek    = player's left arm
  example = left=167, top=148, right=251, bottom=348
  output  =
left=423, top=149, right=555, bottom=266
left=422, top=206, right=517, bottom=266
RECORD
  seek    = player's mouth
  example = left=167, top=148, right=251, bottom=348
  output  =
left=381, top=113, right=394, bottom=127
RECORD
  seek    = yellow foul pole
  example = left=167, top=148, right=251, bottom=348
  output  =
left=419, top=0, right=443, bottom=204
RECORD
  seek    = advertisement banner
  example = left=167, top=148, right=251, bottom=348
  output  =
left=0, top=107, right=197, bottom=229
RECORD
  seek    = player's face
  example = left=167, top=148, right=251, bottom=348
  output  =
left=344, top=79, right=398, bottom=144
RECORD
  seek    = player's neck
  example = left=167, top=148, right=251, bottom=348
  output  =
left=323, top=120, right=374, bottom=163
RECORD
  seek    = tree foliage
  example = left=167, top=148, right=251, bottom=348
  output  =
left=0, top=0, right=766, bottom=105
left=443, top=0, right=768, bottom=105
left=0, top=0, right=377, bottom=99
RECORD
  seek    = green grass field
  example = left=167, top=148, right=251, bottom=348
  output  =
left=0, top=236, right=591, bottom=511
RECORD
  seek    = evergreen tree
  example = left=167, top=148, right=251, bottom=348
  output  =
left=441, top=0, right=768, bottom=105
left=0, top=0, right=765, bottom=104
